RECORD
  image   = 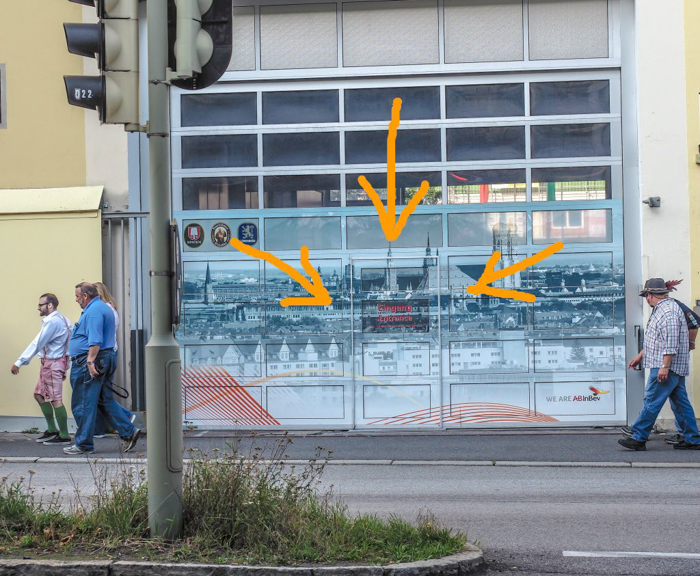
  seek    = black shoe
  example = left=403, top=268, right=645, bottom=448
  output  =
left=620, top=426, right=633, bottom=438
left=665, top=434, right=683, bottom=445
left=673, top=440, right=700, bottom=450
left=123, top=428, right=141, bottom=453
left=43, top=435, right=71, bottom=445
left=36, top=430, right=58, bottom=443
left=618, top=437, right=646, bottom=451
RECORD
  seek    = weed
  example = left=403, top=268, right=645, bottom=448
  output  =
left=21, top=427, right=40, bottom=435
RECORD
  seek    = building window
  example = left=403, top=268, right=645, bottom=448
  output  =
left=0, top=64, right=6, bottom=129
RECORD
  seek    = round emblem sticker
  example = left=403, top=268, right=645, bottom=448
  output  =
left=237, top=223, right=258, bottom=246
left=183, top=223, right=204, bottom=249
left=211, top=222, right=231, bottom=248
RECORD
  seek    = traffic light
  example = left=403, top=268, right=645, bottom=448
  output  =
left=63, top=0, right=139, bottom=125
left=168, top=0, right=232, bottom=90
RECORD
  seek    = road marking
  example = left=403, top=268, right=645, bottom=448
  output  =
left=564, top=551, right=700, bottom=560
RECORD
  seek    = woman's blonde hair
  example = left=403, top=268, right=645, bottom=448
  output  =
left=94, top=281, right=118, bottom=310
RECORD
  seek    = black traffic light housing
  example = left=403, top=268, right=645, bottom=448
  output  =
left=167, top=0, right=232, bottom=91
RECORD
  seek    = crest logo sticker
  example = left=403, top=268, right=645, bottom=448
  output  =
left=184, top=223, right=204, bottom=248
left=211, top=222, right=232, bottom=248
left=237, top=223, right=258, bottom=246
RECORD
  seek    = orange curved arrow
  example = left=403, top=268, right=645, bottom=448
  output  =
left=358, top=98, right=429, bottom=242
left=229, top=239, right=332, bottom=307
left=467, top=242, right=564, bottom=303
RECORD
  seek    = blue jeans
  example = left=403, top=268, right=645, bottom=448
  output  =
left=632, top=368, right=700, bottom=444
left=70, top=350, right=136, bottom=452
left=94, top=350, right=133, bottom=435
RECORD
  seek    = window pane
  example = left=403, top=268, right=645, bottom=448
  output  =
left=347, top=214, right=442, bottom=249
left=530, top=80, right=610, bottom=116
left=264, top=174, right=341, bottom=208
left=181, top=93, right=257, bottom=127
left=447, top=126, right=525, bottom=161
left=263, top=132, right=340, bottom=166
left=446, top=84, right=525, bottom=118
left=182, top=135, right=257, bottom=168
left=345, top=129, right=441, bottom=164
left=265, top=217, right=342, bottom=250
left=447, top=169, right=526, bottom=204
left=346, top=171, right=442, bottom=206
left=344, top=86, right=440, bottom=121
left=183, top=177, right=259, bottom=210
left=448, top=212, right=526, bottom=247
left=532, top=209, right=612, bottom=244
left=532, top=166, right=611, bottom=201
left=263, top=90, right=339, bottom=124
left=531, top=124, right=611, bottom=158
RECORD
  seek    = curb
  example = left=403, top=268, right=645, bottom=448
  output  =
left=2, top=457, right=699, bottom=469
left=0, top=547, right=484, bottom=576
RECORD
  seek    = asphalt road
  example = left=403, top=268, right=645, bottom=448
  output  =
left=0, top=460, right=697, bottom=576
left=2, top=428, right=700, bottom=463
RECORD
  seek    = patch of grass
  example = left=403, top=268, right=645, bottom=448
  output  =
left=0, top=438, right=467, bottom=565
left=21, top=427, right=40, bottom=435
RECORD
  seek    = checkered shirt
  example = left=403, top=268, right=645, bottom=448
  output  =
left=643, top=298, right=690, bottom=376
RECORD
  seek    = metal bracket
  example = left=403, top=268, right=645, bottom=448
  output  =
left=642, top=197, right=661, bottom=208
left=150, top=270, right=175, bottom=277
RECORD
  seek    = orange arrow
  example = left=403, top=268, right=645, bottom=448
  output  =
left=467, top=242, right=564, bottom=303
left=229, top=239, right=332, bottom=307
left=358, top=98, right=429, bottom=242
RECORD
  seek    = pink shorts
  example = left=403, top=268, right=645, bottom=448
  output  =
left=34, top=357, right=68, bottom=402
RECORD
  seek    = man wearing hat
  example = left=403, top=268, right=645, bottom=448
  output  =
left=620, top=278, right=700, bottom=450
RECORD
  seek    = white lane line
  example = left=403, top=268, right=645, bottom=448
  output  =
left=564, top=551, right=700, bottom=560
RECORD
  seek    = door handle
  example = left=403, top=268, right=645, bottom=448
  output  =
left=634, top=325, right=643, bottom=353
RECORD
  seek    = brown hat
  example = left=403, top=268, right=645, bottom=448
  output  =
left=639, top=278, right=671, bottom=297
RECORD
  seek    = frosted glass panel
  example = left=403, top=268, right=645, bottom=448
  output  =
left=529, top=0, right=609, bottom=60
left=343, top=0, right=439, bottom=67
left=265, top=217, right=342, bottom=250
left=444, top=0, right=524, bottom=63
left=261, top=4, right=337, bottom=70
left=448, top=212, right=526, bottom=246
left=228, top=6, right=256, bottom=71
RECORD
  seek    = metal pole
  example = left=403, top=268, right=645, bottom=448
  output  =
left=145, top=0, right=183, bottom=539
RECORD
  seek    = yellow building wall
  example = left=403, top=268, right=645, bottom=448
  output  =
left=0, top=1, right=86, bottom=188
left=0, top=211, right=102, bottom=419
left=687, top=0, right=700, bottom=408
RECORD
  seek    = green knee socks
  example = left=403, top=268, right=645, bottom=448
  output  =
left=53, top=406, right=69, bottom=439
left=39, top=402, right=57, bottom=433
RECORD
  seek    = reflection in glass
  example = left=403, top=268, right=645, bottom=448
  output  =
left=265, top=340, right=344, bottom=377
left=182, top=135, right=257, bottom=168
left=449, top=297, right=528, bottom=333
left=347, top=214, right=442, bottom=249
left=344, top=86, right=440, bottom=121
left=265, top=259, right=343, bottom=296
left=447, top=169, right=526, bottom=204
left=182, top=302, right=265, bottom=337
left=532, top=209, right=612, bottom=244
left=448, top=340, right=528, bottom=373
left=265, top=216, right=342, bottom=250
left=346, top=172, right=441, bottom=206
left=263, top=132, right=340, bottom=166
left=181, top=93, right=257, bottom=127
left=446, top=84, right=525, bottom=118
left=362, top=342, right=431, bottom=377
left=184, top=344, right=263, bottom=378
left=532, top=166, right=611, bottom=201
left=183, top=177, right=259, bottom=210
left=533, top=297, right=614, bottom=331
left=447, top=126, right=526, bottom=161
left=530, top=80, right=610, bottom=116
left=262, top=90, right=339, bottom=124
left=534, top=338, right=616, bottom=372
left=530, top=252, right=614, bottom=288
left=448, top=212, right=526, bottom=247
left=449, top=253, right=526, bottom=291
left=361, top=267, right=429, bottom=292
left=345, top=129, right=441, bottom=164
left=531, top=123, right=611, bottom=158
left=264, top=174, right=340, bottom=208
left=183, top=261, right=261, bottom=301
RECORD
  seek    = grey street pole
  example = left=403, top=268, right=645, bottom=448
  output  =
left=145, top=0, right=184, bottom=539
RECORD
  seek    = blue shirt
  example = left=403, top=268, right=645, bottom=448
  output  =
left=69, top=297, right=116, bottom=356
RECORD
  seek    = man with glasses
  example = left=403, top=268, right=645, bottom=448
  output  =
left=10, top=293, right=72, bottom=445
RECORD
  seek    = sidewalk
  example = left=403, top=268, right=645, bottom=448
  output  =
left=1, top=427, right=699, bottom=465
